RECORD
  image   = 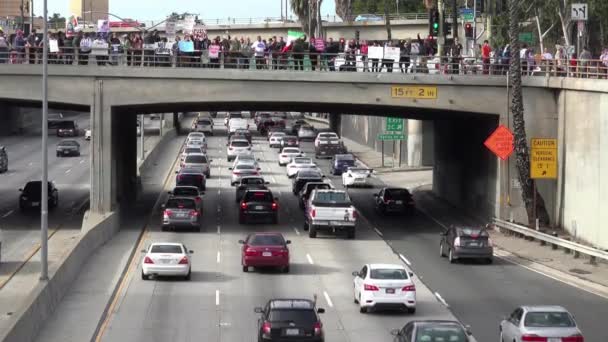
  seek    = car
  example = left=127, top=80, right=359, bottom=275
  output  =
left=238, top=189, right=279, bottom=224
left=209, top=111, right=218, bottom=118
left=84, top=129, right=91, bottom=140
left=239, top=232, right=290, bottom=273
left=268, top=132, right=286, bottom=148
left=227, top=139, right=253, bottom=162
left=0, top=146, right=7, bottom=173
left=224, top=111, right=243, bottom=126
left=279, top=135, right=300, bottom=151
left=297, top=125, right=317, bottom=141
left=288, top=163, right=322, bottom=179
left=180, top=145, right=205, bottom=162
left=373, top=187, right=415, bottom=214
left=342, top=167, right=373, bottom=188
left=292, top=170, right=325, bottom=195
left=258, top=118, right=285, bottom=136
left=56, top=120, right=79, bottom=137
left=298, top=182, right=333, bottom=209
left=329, top=154, right=356, bottom=176
left=230, top=163, right=261, bottom=186
left=439, top=225, right=494, bottom=263
left=303, top=189, right=357, bottom=238
left=175, top=167, right=207, bottom=191
left=228, top=128, right=252, bottom=143
left=314, top=132, right=339, bottom=148
left=352, top=263, right=416, bottom=314
left=186, top=138, right=207, bottom=152
left=180, top=153, right=212, bottom=178
left=231, top=154, right=260, bottom=170
left=391, top=320, right=472, bottom=342
left=254, top=112, right=272, bottom=125
left=235, top=176, right=268, bottom=202
left=141, top=242, right=193, bottom=280
left=286, top=157, right=314, bottom=178
left=278, top=147, right=305, bottom=166
left=19, top=181, right=58, bottom=211
left=55, top=140, right=81, bottom=157
left=161, top=197, right=201, bottom=232
left=254, top=299, right=325, bottom=342
left=228, top=118, right=250, bottom=133
left=193, top=117, right=214, bottom=135
left=314, top=137, right=346, bottom=159
left=499, top=306, right=584, bottom=342
left=291, top=119, right=308, bottom=135
left=168, top=185, right=204, bottom=211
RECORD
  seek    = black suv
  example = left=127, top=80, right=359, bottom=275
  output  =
left=239, top=189, right=278, bottom=224
left=292, top=171, right=325, bottom=195
left=19, top=181, right=59, bottom=211
left=255, top=299, right=325, bottom=342
left=235, top=176, right=269, bottom=202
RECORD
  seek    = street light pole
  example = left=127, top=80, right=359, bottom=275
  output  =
left=40, top=0, right=49, bottom=281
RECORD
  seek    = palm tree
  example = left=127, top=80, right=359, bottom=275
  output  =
left=335, top=0, right=353, bottom=21
left=384, top=0, right=392, bottom=40
left=291, top=0, right=323, bottom=37
left=508, top=0, right=550, bottom=225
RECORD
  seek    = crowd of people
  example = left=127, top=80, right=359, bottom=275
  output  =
left=1, top=26, right=607, bottom=78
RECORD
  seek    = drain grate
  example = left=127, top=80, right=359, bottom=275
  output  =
left=569, top=268, right=592, bottom=275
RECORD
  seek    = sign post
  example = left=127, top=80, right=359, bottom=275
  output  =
left=530, top=138, right=557, bottom=228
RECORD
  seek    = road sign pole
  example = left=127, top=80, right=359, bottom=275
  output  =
left=381, top=140, right=385, bottom=167
left=40, top=0, right=49, bottom=282
left=392, top=140, right=396, bottom=169
left=398, top=139, right=402, bottom=167
left=533, top=181, right=537, bottom=230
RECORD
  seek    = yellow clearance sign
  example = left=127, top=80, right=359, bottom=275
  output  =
left=530, top=138, right=557, bottom=179
left=391, top=86, right=438, bottom=99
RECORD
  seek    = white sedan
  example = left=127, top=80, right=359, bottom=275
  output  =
left=268, top=132, right=286, bottom=147
left=278, top=147, right=305, bottom=166
left=314, top=132, right=339, bottom=147
left=286, top=157, right=313, bottom=177
left=232, top=154, right=260, bottom=170
left=342, top=167, right=373, bottom=188
left=288, top=163, right=322, bottom=178
left=141, top=242, right=193, bottom=280
left=353, top=263, right=416, bottom=314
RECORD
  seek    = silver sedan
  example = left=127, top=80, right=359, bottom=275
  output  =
left=499, top=306, right=584, bottom=342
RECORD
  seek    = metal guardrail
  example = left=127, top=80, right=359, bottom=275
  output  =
left=492, top=218, right=608, bottom=263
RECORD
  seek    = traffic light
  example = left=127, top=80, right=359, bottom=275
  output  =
left=464, top=23, right=473, bottom=38
left=475, top=0, right=485, bottom=13
left=429, top=8, right=439, bottom=36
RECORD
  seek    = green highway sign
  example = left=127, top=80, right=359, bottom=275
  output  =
left=385, top=118, right=404, bottom=132
left=378, top=133, right=405, bottom=141
left=519, top=32, right=533, bottom=44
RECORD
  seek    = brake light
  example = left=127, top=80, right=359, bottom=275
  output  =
left=144, top=256, right=154, bottom=264
left=195, top=197, right=201, bottom=202
left=178, top=256, right=189, bottom=264
left=233, top=171, right=241, bottom=175
left=454, top=237, right=461, bottom=247
left=402, top=285, right=416, bottom=292
left=271, top=202, right=278, bottom=210
left=521, top=335, right=548, bottom=342
left=163, top=209, right=172, bottom=217
left=240, top=202, right=247, bottom=210
left=352, top=210, right=358, bottom=219
left=470, top=234, right=479, bottom=239
left=363, top=284, right=379, bottom=291
left=562, top=335, right=584, bottom=342
left=189, top=210, right=199, bottom=217
left=261, top=321, right=271, bottom=338
left=311, top=209, right=316, bottom=218
left=313, top=321, right=323, bottom=336
left=279, top=249, right=289, bottom=256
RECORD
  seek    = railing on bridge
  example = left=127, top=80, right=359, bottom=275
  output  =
left=1, top=47, right=606, bottom=80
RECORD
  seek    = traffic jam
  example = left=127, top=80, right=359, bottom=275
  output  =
left=139, top=111, right=585, bottom=342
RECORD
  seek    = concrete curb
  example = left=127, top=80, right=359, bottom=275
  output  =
left=138, top=127, right=176, bottom=172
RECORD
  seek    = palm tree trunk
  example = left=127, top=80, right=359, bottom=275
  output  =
left=384, top=0, right=392, bottom=40
left=508, top=0, right=551, bottom=225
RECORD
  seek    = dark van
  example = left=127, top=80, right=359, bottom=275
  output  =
left=56, top=120, right=79, bottom=137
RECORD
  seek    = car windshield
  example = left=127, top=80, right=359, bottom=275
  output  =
left=283, top=148, right=300, bottom=154
left=185, top=155, right=207, bottom=163
left=229, top=113, right=242, bottom=118
left=415, top=324, right=467, bottom=342
left=150, top=245, right=183, bottom=254
left=244, top=191, right=273, bottom=202
left=236, top=164, right=255, bottom=170
left=59, top=141, right=78, bottom=146
left=248, top=234, right=284, bottom=246
left=188, top=133, right=203, bottom=138
left=269, top=310, right=317, bottom=325
left=384, top=189, right=411, bottom=199
left=185, top=148, right=201, bottom=154
left=370, top=268, right=408, bottom=280
left=56, top=121, right=75, bottom=129
left=23, top=182, right=52, bottom=194
left=300, top=127, right=314, bottom=132
left=272, top=132, right=286, bottom=137
left=313, top=192, right=350, bottom=204
left=307, top=184, right=331, bottom=193
left=299, top=164, right=317, bottom=170
left=165, top=198, right=196, bottom=209
left=294, top=158, right=312, bottom=164
left=337, top=159, right=355, bottom=166
left=242, top=178, right=265, bottom=185
left=524, top=312, right=575, bottom=327
left=231, top=141, right=249, bottom=147
left=457, top=228, right=489, bottom=237
left=173, top=187, right=198, bottom=196
left=198, top=119, right=211, bottom=125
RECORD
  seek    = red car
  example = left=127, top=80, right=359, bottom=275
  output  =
left=239, top=232, right=291, bottom=273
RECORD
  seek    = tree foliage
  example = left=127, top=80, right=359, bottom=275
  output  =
left=351, top=0, right=426, bottom=15
left=291, top=0, right=323, bottom=37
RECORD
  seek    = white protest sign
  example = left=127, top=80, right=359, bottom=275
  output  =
left=383, top=47, right=400, bottom=61
left=368, top=46, right=384, bottom=59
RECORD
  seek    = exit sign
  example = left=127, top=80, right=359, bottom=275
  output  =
left=385, top=118, right=404, bottom=132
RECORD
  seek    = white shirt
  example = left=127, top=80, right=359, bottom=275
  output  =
left=251, top=41, right=266, bottom=57
left=519, top=48, right=527, bottom=59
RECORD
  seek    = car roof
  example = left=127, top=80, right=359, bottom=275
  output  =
left=522, top=305, right=569, bottom=312
left=268, top=299, right=316, bottom=310
left=230, top=139, right=249, bottom=143
left=369, top=263, right=405, bottom=270
left=185, top=153, right=206, bottom=157
left=314, top=189, right=343, bottom=193
left=188, top=132, right=204, bottom=136
left=410, top=320, right=464, bottom=326
left=59, top=139, right=78, bottom=144
left=173, top=185, right=199, bottom=190
left=245, top=189, right=271, bottom=193
left=282, top=148, right=300, bottom=152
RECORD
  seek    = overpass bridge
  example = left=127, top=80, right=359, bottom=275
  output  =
left=0, top=65, right=606, bottom=249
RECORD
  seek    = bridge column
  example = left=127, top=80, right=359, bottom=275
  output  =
left=329, top=114, right=341, bottom=137
left=90, top=80, right=115, bottom=214
left=407, top=119, right=423, bottom=167
left=115, top=112, right=138, bottom=206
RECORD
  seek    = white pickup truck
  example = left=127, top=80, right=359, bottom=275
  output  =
left=304, top=189, right=357, bottom=239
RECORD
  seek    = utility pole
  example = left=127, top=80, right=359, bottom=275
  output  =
left=438, top=0, right=445, bottom=56
left=40, top=0, right=49, bottom=282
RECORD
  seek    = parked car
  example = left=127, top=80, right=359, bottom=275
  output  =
left=0, top=146, right=7, bottom=173
left=238, top=189, right=279, bottom=224
left=161, top=197, right=201, bottom=232
left=297, top=125, right=317, bottom=140
left=329, top=154, right=356, bottom=176
left=227, top=139, right=253, bottom=162
left=56, top=140, right=81, bottom=157
left=353, top=263, right=416, bottom=314
left=298, top=182, right=333, bottom=209
left=439, top=225, right=494, bottom=263
left=303, top=189, right=357, bottom=239
left=278, top=147, right=305, bottom=166
left=19, top=181, right=59, bottom=211
left=235, top=176, right=269, bottom=202
left=141, top=242, right=193, bottom=280
left=391, top=320, right=472, bottom=342
left=193, top=117, right=214, bottom=135
left=373, top=188, right=415, bottom=214
left=180, top=153, right=212, bottom=178
left=292, top=170, right=325, bottom=195
left=342, top=167, right=373, bottom=188
left=254, top=299, right=325, bottom=342
left=175, top=167, right=207, bottom=191
left=239, top=232, right=290, bottom=273
left=230, top=163, right=261, bottom=186
left=499, top=306, right=584, bottom=342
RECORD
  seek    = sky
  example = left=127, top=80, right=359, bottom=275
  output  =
left=35, top=0, right=337, bottom=22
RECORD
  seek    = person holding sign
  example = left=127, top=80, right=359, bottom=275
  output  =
left=208, top=37, right=221, bottom=68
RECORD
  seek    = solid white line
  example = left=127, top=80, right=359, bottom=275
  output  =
left=65, top=169, right=71, bottom=174
left=323, top=291, right=334, bottom=308
left=1, top=210, right=14, bottom=218
left=374, top=227, right=383, bottom=237
left=293, top=228, right=300, bottom=236
left=217, top=189, right=221, bottom=195
left=306, top=253, right=314, bottom=265
left=434, top=292, right=449, bottom=307
left=217, top=251, right=221, bottom=263
left=79, top=160, right=85, bottom=164
left=271, top=176, right=276, bottom=183
left=215, top=290, right=220, bottom=306
left=399, top=253, right=412, bottom=266
left=217, top=225, right=221, bottom=234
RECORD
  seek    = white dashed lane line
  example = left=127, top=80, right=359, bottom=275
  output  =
left=1, top=210, right=14, bottom=218
left=434, top=292, right=449, bottom=307
left=293, top=227, right=300, bottom=236
left=323, top=291, right=334, bottom=308
left=216, top=290, right=220, bottom=306
left=65, top=169, right=71, bottom=174
left=373, top=227, right=383, bottom=237
left=216, top=251, right=221, bottom=263
left=306, top=253, right=314, bottom=265
left=399, top=253, right=412, bottom=266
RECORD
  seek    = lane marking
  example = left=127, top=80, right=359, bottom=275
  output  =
left=399, top=253, right=412, bottom=266
left=65, top=169, right=71, bottom=174
left=215, top=290, right=220, bottom=306
left=434, top=292, right=449, bottom=307
left=323, top=291, right=334, bottom=308
left=1, top=210, right=14, bottom=218
left=306, top=253, right=314, bottom=265
left=217, top=251, right=221, bottom=263
left=217, top=189, right=221, bottom=196
left=79, top=160, right=85, bottom=164
left=293, top=227, right=300, bottom=236
left=373, top=227, right=383, bottom=237
left=217, top=225, right=221, bottom=234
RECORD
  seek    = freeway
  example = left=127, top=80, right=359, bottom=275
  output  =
left=83, top=116, right=456, bottom=342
